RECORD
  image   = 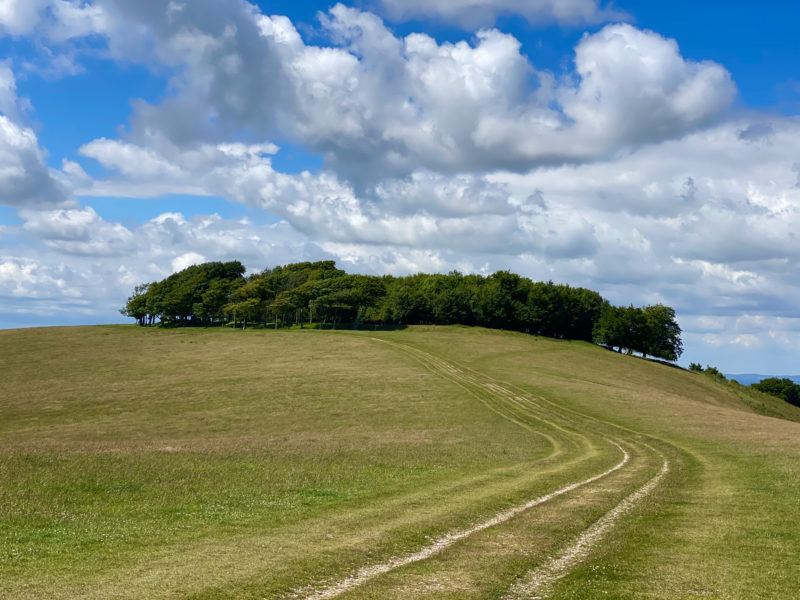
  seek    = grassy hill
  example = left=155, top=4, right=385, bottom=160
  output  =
left=1, top=325, right=799, bottom=599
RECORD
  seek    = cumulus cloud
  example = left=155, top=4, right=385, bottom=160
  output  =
left=376, top=0, right=625, bottom=28
left=0, top=65, right=72, bottom=208
left=171, top=251, right=205, bottom=272
left=560, top=24, right=736, bottom=148
left=26, top=3, right=733, bottom=182
left=76, top=135, right=604, bottom=259
left=493, top=116, right=800, bottom=318
left=80, top=138, right=186, bottom=179
left=2, top=207, right=338, bottom=326
left=0, top=61, right=32, bottom=121
left=299, top=15, right=729, bottom=175
left=297, top=14, right=732, bottom=177
left=0, top=256, right=71, bottom=298
left=0, top=0, right=49, bottom=37
left=0, top=115, right=72, bottom=207
left=738, top=122, right=774, bottom=143
left=682, top=314, right=800, bottom=361
left=0, top=0, right=106, bottom=75
left=0, top=0, right=105, bottom=40
left=20, top=206, right=135, bottom=255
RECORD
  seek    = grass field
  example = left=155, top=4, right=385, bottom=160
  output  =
left=1, top=325, right=799, bottom=599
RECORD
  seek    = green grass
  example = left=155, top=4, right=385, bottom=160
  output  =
left=1, top=324, right=799, bottom=598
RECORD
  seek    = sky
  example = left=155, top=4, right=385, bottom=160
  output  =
left=1, top=0, right=799, bottom=374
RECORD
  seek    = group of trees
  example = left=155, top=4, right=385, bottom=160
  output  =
left=592, top=304, right=683, bottom=360
left=751, top=378, right=800, bottom=407
left=121, top=261, right=247, bottom=327
left=122, top=260, right=684, bottom=361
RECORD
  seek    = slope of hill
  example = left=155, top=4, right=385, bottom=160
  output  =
left=1, top=325, right=799, bottom=599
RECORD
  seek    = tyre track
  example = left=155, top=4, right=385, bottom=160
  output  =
left=376, top=339, right=594, bottom=456
left=504, top=453, right=669, bottom=599
left=293, top=338, right=653, bottom=600
left=391, top=342, right=675, bottom=600
left=295, top=445, right=630, bottom=600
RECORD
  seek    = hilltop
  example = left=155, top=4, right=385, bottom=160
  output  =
left=122, top=260, right=685, bottom=361
left=1, top=325, right=799, bottom=599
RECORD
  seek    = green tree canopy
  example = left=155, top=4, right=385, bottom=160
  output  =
left=752, top=378, right=800, bottom=407
left=122, top=260, right=682, bottom=360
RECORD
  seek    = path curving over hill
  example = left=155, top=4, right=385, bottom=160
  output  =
left=294, top=338, right=671, bottom=600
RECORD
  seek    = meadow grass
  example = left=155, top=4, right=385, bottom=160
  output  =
left=368, top=326, right=800, bottom=599
left=1, top=324, right=798, bottom=598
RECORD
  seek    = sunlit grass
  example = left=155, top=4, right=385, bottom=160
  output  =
left=1, top=324, right=799, bottom=598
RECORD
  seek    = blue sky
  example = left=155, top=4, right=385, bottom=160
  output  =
left=1, top=0, right=799, bottom=374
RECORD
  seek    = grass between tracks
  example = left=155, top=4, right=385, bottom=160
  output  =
left=1, top=325, right=799, bottom=598
left=378, top=326, right=800, bottom=599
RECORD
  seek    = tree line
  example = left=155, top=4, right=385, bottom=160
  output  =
left=121, top=260, right=683, bottom=360
left=750, top=378, right=800, bottom=407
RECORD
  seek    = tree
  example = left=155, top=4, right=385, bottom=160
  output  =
left=224, top=297, right=261, bottom=329
left=201, top=279, right=234, bottom=325
left=752, top=378, right=800, bottom=407
left=121, top=283, right=150, bottom=326
left=561, top=287, right=607, bottom=341
left=592, top=306, right=628, bottom=352
left=382, top=275, right=428, bottom=324
left=192, top=302, right=208, bottom=326
left=347, top=275, right=386, bottom=327
left=641, top=304, right=683, bottom=361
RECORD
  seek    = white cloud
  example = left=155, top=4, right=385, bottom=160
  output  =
left=0, top=257, right=65, bottom=297
left=0, top=65, right=72, bottom=208
left=66, top=112, right=800, bottom=328
left=689, top=314, right=800, bottom=354
left=562, top=24, right=736, bottom=148
left=320, top=243, right=448, bottom=275
left=2, top=207, right=340, bottom=325
left=282, top=14, right=734, bottom=178
left=171, top=251, right=205, bottom=272
left=10, top=1, right=784, bottom=347
left=0, top=115, right=72, bottom=207
left=376, top=0, right=625, bottom=28
left=0, top=61, right=32, bottom=121
left=35, top=4, right=732, bottom=182
left=20, top=206, right=135, bottom=255
left=75, top=136, right=602, bottom=258
left=0, top=0, right=49, bottom=36
left=0, top=0, right=105, bottom=40
left=80, top=138, right=186, bottom=179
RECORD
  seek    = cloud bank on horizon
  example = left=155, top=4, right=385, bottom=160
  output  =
left=0, top=0, right=799, bottom=372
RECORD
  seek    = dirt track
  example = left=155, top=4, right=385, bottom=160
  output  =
left=296, top=340, right=669, bottom=600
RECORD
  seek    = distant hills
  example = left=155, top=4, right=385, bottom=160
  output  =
left=725, top=374, right=800, bottom=386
